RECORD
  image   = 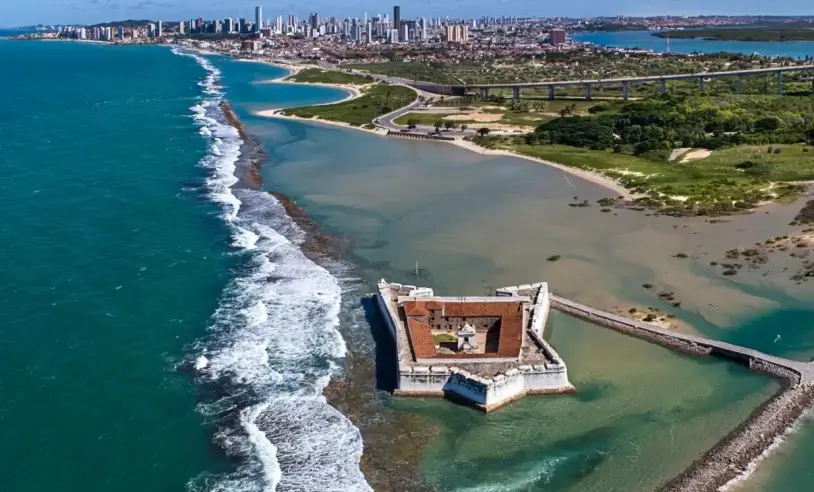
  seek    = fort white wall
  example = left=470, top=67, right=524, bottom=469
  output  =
left=397, top=364, right=574, bottom=411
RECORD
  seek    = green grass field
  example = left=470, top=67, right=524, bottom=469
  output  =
left=282, top=84, right=417, bottom=127
left=285, top=68, right=372, bottom=85
left=493, top=142, right=811, bottom=213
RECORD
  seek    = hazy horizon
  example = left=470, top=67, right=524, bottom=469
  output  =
left=4, top=0, right=814, bottom=30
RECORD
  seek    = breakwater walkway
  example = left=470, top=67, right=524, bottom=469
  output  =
left=550, top=295, right=813, bottom=384
left=550, top=294, right=814, bottom=492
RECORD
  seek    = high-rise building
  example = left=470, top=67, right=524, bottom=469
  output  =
left=365, top=21, right=372, bottom=43
left=393, top=6, right=400, bottom=33
left=549, top=29, right=566, bottom=45
left=179, top=21, right=186, bottom=34
left=445, top=24, right=469, bottom=44
left=157, top=21, right=162, bottom=37
left=400, top=24, right=408, bottom=42
left=275, top=15, right=283, bottom=34
left=255, top=6, right=263, bottom=32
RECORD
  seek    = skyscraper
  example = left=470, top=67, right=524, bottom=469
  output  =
left=393, top=6, right=400, bottom=34
left=255, top=6, right=263, bottom=33
left=157, top=21, right=162, bottom=37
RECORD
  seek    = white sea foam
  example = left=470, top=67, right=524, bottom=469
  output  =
left=173, top=46, right=370, bottom=492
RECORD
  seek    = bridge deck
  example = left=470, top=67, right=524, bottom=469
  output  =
left=550, top=295, right=813, bottom=382
left=463, top=65, right=814, bottom=89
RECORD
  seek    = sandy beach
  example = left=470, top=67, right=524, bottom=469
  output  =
left=254, top=108, right=389, bottom=135
left=450, top=138, right=634, bottom=199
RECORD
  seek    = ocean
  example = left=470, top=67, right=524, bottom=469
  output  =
left=3, top=37, right=814, bottom=492
left=0, top=40, right=368, bottom=492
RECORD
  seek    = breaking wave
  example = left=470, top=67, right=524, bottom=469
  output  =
left=172, top=47, right=371, bottom=492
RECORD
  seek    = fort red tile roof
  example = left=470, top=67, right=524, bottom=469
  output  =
left=401, top=299, right=524, bottom=360
left=404, top=318, right=437, bottom=359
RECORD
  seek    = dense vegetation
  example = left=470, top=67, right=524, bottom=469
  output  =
left=281, top=83, right=416, bottom=126
left=342, top=51, right=810, bottom=94
left=343, top=61, right=463, bottom=85
left=654, top=27, right=814, bottom=42
left=285, top=68, right=372, bottom=85
left=532, top=94, right=814, bottom=158
left=471, top=94, right=814, bottom=215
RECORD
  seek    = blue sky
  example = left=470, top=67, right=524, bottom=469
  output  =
left=2, top=0, right=812, bottom=28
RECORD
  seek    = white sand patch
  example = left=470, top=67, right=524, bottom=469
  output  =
left=446, top=112, right=503, bottom=122
left=681, top=149, right=712, bottom=162
left=610, top=169, right=648, bottom=177
left=669, top=148, right=691, bottom=161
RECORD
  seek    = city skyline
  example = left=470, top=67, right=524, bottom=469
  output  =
left=5, top=0, right=814, bottom=29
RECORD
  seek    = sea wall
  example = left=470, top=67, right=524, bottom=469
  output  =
left=396, top=364, right=573, bottom=412
left=550, top=297, right=712, bottom=358
left=660, top=382, right=814, bottom=492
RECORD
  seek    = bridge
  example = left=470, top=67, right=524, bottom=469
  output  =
left=549, top=294, right=814, bottom=384
left=399, top=65, right=814, bottom=101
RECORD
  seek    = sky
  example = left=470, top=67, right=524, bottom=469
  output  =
left=2, top=0, right=813, bottom=28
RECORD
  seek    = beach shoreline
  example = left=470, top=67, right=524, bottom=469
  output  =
left=254, top=107, right=634, bottom=199
left=220, top=96, right=438, bottom=492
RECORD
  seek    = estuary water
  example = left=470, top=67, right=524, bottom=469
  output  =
left=3, top=38, right=814, bottom=492
left=219, top=57, right=814, bottom=490
left=572, top=30, right=814, bottom=58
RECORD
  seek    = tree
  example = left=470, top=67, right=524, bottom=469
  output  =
left=406, top=119, right=418, bottom=130
left=477, top=127, right=491, bottom=137
left=460, top=124, right=469, bottom=132
left=434, top=120, right=444, bottom=131
left=444, top=121, right=456, bottom=131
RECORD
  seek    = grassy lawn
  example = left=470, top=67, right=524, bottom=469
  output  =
left=286, top=68, right=372, bottom=85
left=282, top=84, right=416, bottom=127
left=491, top=141, right=810, bottom=213
left=393, top=111, right=553, bottom=129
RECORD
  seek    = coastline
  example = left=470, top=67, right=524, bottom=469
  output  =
left=220, top=97, right=438, bottom=492
left=254, top=108, right=633, bottom=199
left=253, top=108, right=388, bottom=135
left=450, top=138, right=635, bottom=200
left=181, top=46, right=633, bottom=199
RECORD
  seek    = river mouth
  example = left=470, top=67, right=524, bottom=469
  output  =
left=210, top=54, right=814, bottom=491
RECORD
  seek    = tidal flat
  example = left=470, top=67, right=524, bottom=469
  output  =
left=236, top=113, right=814, bottom=490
